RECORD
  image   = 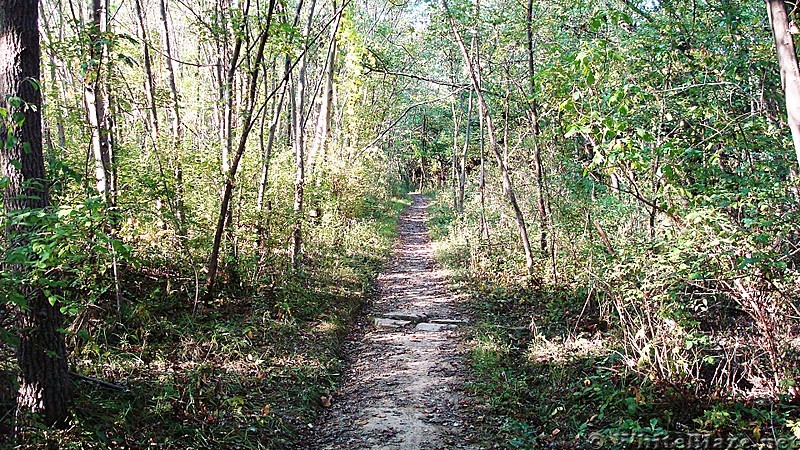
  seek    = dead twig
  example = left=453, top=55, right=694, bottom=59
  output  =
left=70, top=371, right=130, bottom=393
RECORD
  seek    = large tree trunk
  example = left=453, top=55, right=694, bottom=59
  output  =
left=0, top=0, right=71, bottom=426
left=445, top=0, right=535, bottom=274
left=766, top=0, right=800, bottom=170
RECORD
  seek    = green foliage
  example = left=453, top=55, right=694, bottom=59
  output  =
left=1, top=188, right=404, bottom=448
left=8, top=0, right=800, bottom=445
left=1, top=198, right=130, bottom=318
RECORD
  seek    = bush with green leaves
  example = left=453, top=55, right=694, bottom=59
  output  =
left=1, top=197, right=131, bottom=345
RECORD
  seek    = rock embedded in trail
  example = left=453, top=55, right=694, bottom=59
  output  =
left=374, top=318, right=412, bottom=328
left=430, top=318, right=469, bottom=325
left=415, top=322, right=457, bottom=332
left=382, top=311, right=428, bottom=323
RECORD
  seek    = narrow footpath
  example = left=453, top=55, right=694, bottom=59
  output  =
left=309, top=194, right=481, bottom=450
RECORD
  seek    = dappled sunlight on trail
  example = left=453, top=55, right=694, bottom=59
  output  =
left=307, top=194, right=480, bottom=450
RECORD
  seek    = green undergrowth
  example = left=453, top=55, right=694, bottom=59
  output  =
left=427, top=193, right=800, bottom=450
left=0, top=195, right=410, bottom=449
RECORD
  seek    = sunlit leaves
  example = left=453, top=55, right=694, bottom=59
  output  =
left=1, top=199, right=133, bottom=322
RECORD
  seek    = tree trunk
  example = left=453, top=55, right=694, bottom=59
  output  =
left=502, top=77, right=509, bottom=167
left=257, top=61, right=289, bottom=247
left=458, top=88, right=472, bottom=215
left=1, top=0, right=71, bottom=426
left=134, top=0, right=159, bottom=137
left=84, top=0, right=114, bottom=205
left=38, top=1, right=67, bottom=156
left=527, top=0, right=548, bottom=252
left=159, top=0, right=186, bottom=233
left=290, top=0, right=317, bottom=270
left=308, top=0, right=342, bottom=180
left=420, top=114, right=427, bottom=191
left=451, top=97, right=460, bottom=211
left=220, top=0, right=243, bottom=178
left=445, top=0, right=534, bottom=274
left=205, top=2, right=275, bottom=298
left=766, top=0, right=800, bottom=169
left=478, top=91, right=488, bottom=240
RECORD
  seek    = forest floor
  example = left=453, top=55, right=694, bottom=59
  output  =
left=303, top=194, right=483, bottom=450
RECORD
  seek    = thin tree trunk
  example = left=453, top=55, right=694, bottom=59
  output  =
left=159, top=0, right=186, bottom=233
left=458, top=88, right=472, bottom=215
left=290, top=0, right=317, bottom=270
left=134, top=0, right=179, bottom=229
left=451, top=99, right=459, bottom=210
left=42, top=0, right=70, bottom=129
left=420, top=114, right=427, bottom=191
left=503, top=76, right=509, bottom=168
left=134, top=0, right=159, bottom=137
left=84, top=0, right=114, bottom=205
left=38, top=2, right=67, bottom=156
left=1, top=0, right=71, bottom=426
left=308, top=0, right=342, bottom=179
left=445, top=0, right=534, bottom=274
left=766, top=0, right=800, bottom=169
left=220, top=0, right=244, bottom=177
left=257, top=62, right=288, bottom=247
left=205, top=1, right=275, bottom=298
left=478, top=92, right=487, bottom=241
left=527, top=0, right=548, bottom=251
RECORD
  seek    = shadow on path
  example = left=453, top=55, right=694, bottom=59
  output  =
left=308, top=194, right=480, bottom=450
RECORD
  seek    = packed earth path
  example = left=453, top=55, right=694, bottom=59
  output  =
left=305, top=194, right=483, bottom=450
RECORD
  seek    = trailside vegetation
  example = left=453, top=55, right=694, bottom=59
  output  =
left=422, top=0, right=800, bottom=447
left=3, top=0, right=800, bottom=447
left=1, top=0, right=411, bottom=447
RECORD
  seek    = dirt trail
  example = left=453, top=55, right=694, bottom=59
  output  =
left=308, top=194, right=481, bottom=450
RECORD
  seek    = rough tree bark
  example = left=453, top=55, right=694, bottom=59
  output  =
left=1, top=0, right=71, bottom=426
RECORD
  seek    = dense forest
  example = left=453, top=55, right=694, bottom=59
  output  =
left=3, top=0, right=800, bottom=447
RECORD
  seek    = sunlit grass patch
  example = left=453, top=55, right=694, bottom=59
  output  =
left=313, top=320, right=341, bottom=335
left=526, top=334, right=610, bottom=364
left=472, top=332, right=512, bottom=363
